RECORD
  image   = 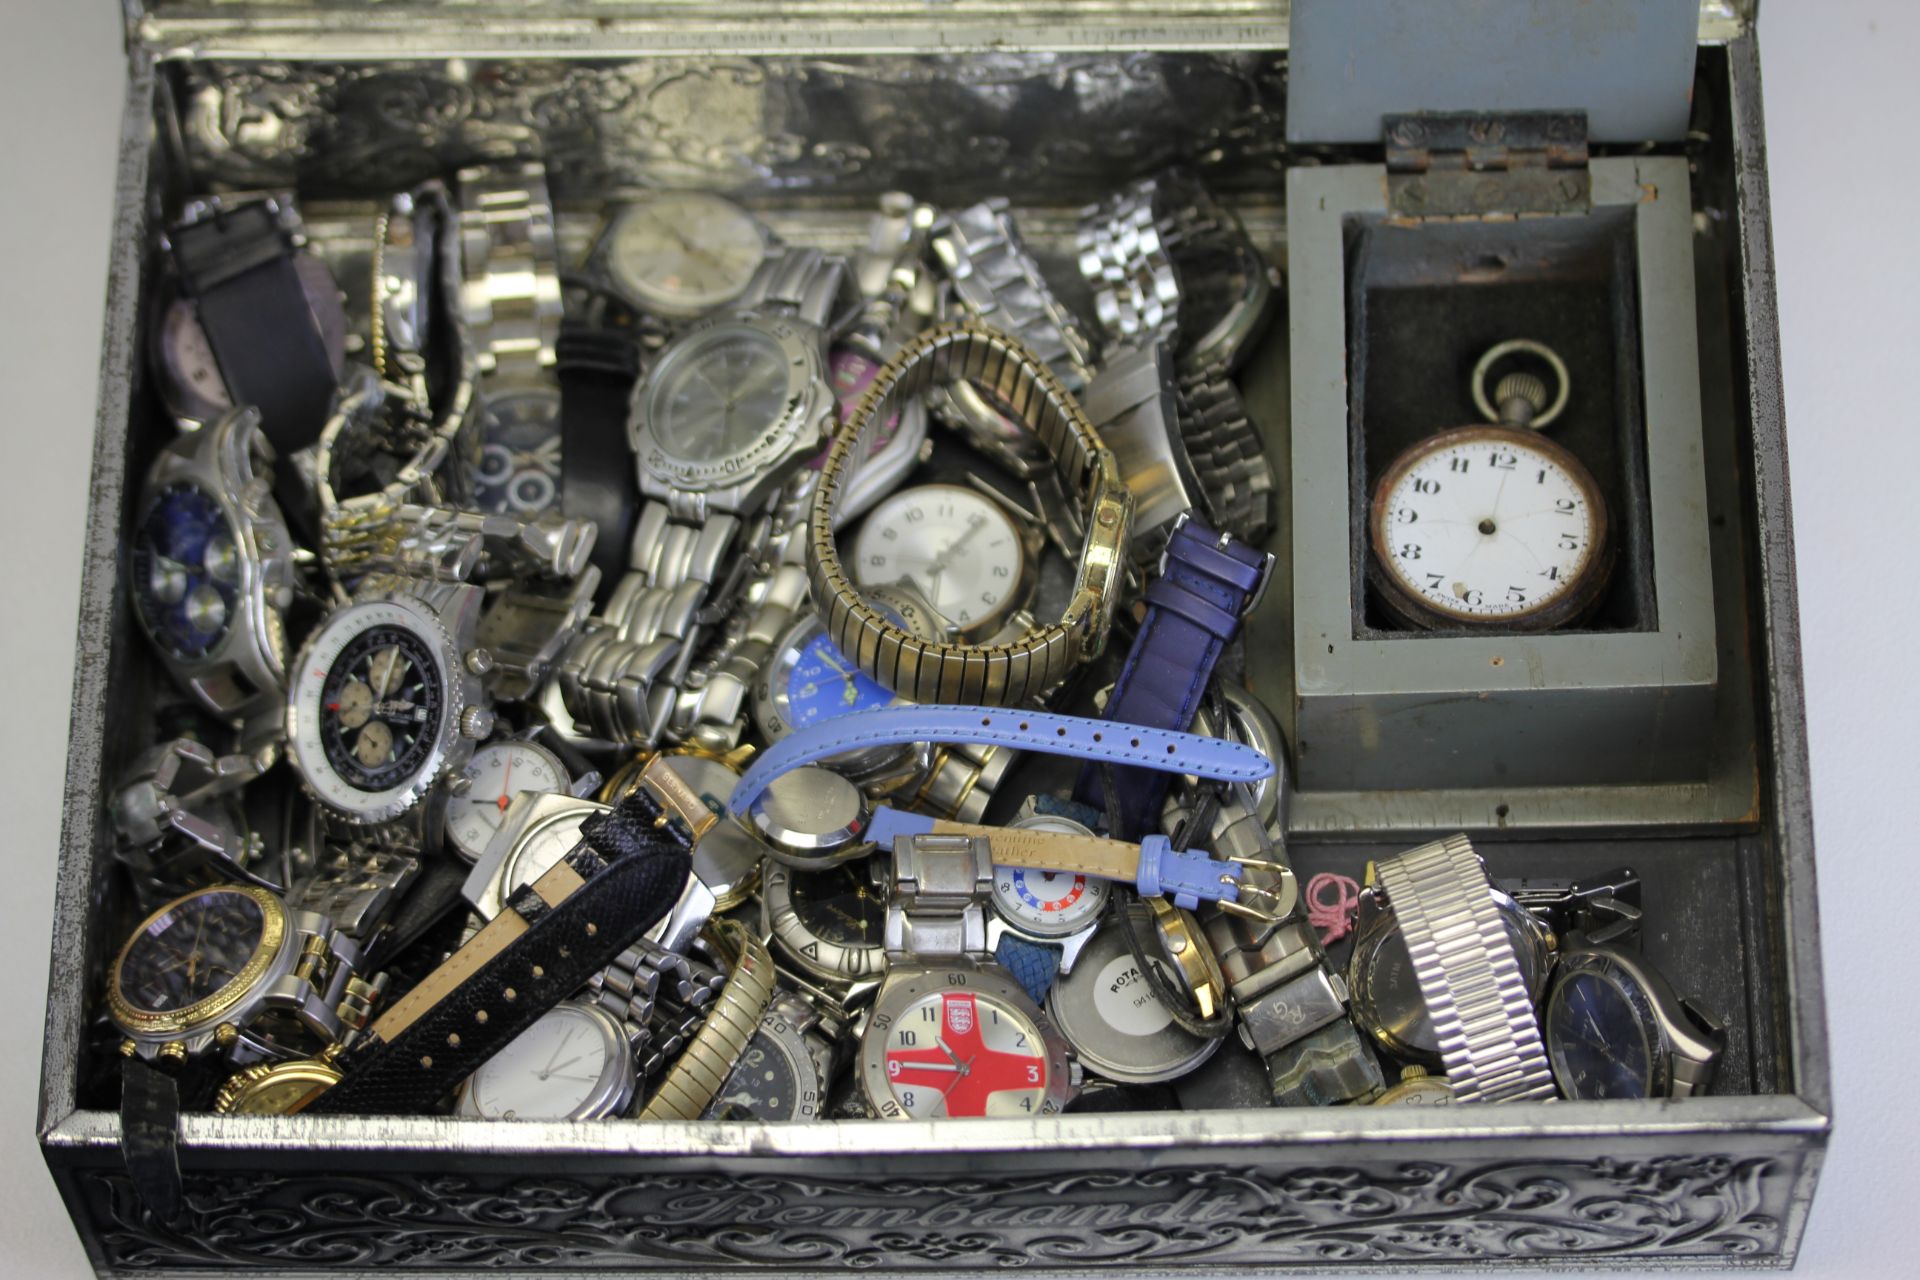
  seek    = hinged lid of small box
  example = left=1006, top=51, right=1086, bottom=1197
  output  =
left=1287, top=0, right=1711, bottom=144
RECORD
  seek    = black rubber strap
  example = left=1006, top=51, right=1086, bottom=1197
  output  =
left=307, top=788, right=691, bottom=1116
left=558, top=325, right=644, bottom=590
left=119, top=1058, right=185, bottom=1227
left=170, top=202, right=336, bottom=460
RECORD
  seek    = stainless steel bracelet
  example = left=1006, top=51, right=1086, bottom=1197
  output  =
left=735, top=245, right=850, bottom=331
left=230, top=908, right=378, bottom=1065
left=1076, top=172, right=1231, bottom=351
left=1080, top=340, right=1201, bottom=568
left=456, top=162, right=562, bottom=383
left=583, top=941, right=726, bottom=1071
left=930, top=199, right=1098, bottom=390
left=1176, top=371, right=1275, bottom=548
left=634, top=921, right=777, bottom=1120
left=286, top=844, right=421, bottom=944
left=1373, top=834, right=1558, bottom=1105
left=885, top=832, right=995, bottom=963
left=909, top=738, right=1016, bottom=825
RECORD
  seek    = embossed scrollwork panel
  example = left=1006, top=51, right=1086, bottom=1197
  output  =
left=84, top=1153, right=1794, bottom=1271
left=168, top=54, right=1289, bottom=201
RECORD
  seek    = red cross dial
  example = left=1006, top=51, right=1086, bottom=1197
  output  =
left=883, top=992, right=1046, bottom=1118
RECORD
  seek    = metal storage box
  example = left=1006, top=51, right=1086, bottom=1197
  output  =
left=41, top=1, right=1828, bottom=1273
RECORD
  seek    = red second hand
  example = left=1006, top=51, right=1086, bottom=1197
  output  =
left=495, top=750, right=515, bottom=814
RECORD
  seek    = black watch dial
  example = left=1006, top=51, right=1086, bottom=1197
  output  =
left=472, top=387, right=562, bottom=515
left=117, top=888, right=268, bottom=1015
left=704, top=1027, right=807, bottom=1122
left=787, top=861, right=886, bottom=951
left=130, top=481, right=241, bottom=661
left=318, top=624, right=445, bottom=792
left=1547, top=969, right=1656, bottom=1100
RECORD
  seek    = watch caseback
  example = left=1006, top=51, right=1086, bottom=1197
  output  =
left=1044, top=916, right=1222, bottom=1085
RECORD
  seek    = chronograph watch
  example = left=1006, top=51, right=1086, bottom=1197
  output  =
left=1368, top=340, right=1613, bottom=632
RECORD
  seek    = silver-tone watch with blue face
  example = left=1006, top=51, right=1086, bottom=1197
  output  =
left=129, top=405, right=295, bottom=743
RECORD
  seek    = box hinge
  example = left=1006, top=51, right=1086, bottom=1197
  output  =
left=1384, top=111, right=1590, bottom=218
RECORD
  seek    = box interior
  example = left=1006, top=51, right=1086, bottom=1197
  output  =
left=63, top=41, right=1798, bottom=1122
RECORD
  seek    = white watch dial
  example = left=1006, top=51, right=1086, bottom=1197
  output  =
left=1373, top=429, right=1605, bottom=625
left=607, top=193, right=765, bottom=316
left=851, top=485, right=1026, bottom=633
left=880, top=989, right=1053, bottom=1118
left=499, top=810, right=594, bottom=904
left=463, top=1003, right=624, bottom=1121
left=445, top=742, right=570, bottom=862
left=993, top=813, right=1110, bottom=936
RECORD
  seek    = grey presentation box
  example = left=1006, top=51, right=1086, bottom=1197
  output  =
left=40, top=1, right=1827, bottom=1275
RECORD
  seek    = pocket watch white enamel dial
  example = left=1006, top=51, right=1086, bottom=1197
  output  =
left=1369, top=340, right=1613, bottom=632
left=602, top=193, right=768, bottom=319
left=849, top=483, right=1036, bottom=640
left=444, top=740, right=572, bottom=863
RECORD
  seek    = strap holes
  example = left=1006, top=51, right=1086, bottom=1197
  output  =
left=1130, top=738, right=1142, bottom=748
left=1092, top=732, right=1102, bottom=742
left=447, top=1034, right=461, bottom=1048
left=1056, top=727, right=1067, bottom=737
left=531, top=966, right=545, bottom=980
left=420, top=1056, right=434, bottom=1069
left=980, top=716, right=991, bottom=726
left=1018, top=721, right=1030, bottom=731
left=503, top=988, right=517, bottom=1001
left=1167, top=744, right=1177, bottom=754
left=475, top=1010, right=489, bottom=1024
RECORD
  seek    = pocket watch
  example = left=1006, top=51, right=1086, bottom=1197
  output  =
left=848, top=482, right=1042, bottom=643
left=596, top=192, right=770, bottom=320
left=1544, top=935, right=1724, bottom=1100
left=454, top=1000, right=637, bottom=1121
left=1368, top=340, right=1613, bottom=632
left=443, top=738, right=575, bottom=863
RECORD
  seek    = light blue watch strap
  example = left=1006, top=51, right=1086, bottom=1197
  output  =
left=728, top=704, right=1273, bottom=821
left=994, top=934, right=1064, bottom=1003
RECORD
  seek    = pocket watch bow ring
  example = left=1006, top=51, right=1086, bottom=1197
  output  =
left=807, top=322, right=1134, bottom=706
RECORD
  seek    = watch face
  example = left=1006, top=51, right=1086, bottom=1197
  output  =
left=1547, top=968, right=1656, bottom=1100
left=445, top=742, right=570, bottom=862
left=156, top=298, right=233, bottom=420
left=472, top=387, right=563, bottom=515
left=130, top=481, right=242, bottom=661
left=782, top=625, right=895, bottom=729
left=498, top=809, right=593, bottom=907
left=880, top=988, right=1054, bottom=1118
left=787, top=861, right=887, bottom=952
left=991, top=866, right=1109, bottom=938
left=289, top=602, right=453, bottom=817
left=704, top=1016, right=819, bottom=1122
left=851, top=484, right=1028, bottom=634
left=462, top=1003, right=629, bottom=1121
left=113, top=888, right=273, bottom=1019
left=649, top=325, right=796, bottom=460
left=607, top=193, right=765, bottom=316
left=1371, top=426, right=1609, bottom=628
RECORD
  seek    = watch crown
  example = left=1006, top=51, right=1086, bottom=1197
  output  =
left=464, top=648, right=494, bottom=676
left=156, top=1041, right=188, bottom=1065
left=459, top=706, right=497, bottom=740
left=118, top=1039, right=139, bottom=1059
left=214, top=1022, right=240, bottom=1049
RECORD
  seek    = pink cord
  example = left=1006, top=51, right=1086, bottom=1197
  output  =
left=1306, top=872, right=1363, bottom=946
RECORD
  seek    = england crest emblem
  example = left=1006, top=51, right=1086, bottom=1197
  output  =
left=945, top=996, right=975, bottom=1036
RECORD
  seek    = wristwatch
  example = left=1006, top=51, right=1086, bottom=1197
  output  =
left=1174, top=371, right=1274, bottom=548
left=106, top=883, right=377, bottom=1067
left=600, top=745, right=765, bottom=912
left=1160, top=682, right=1287, bottom=857
left=109, top=737, right=271, bottom=899
left=128, top=405, right=296, bottom=744
left=1371, top=1064, right=1457, bottom=1106
left=1046, top=912, right=1222, bottom=1085
left=1544, top=934, right=1724, bottom=1100
left=443, top=736, right=581, bottom=864
left=848, top=482, right=1046, bottom=643
left=1348, top=854, right=1556, bottom=1068
left=457, top=163, right=566, bottom=516
left=703, top=988, right=842, bottom=1123
left=633, top=918, right=778, bottom=1120
left=986, top=797, right=1112, bottom=1003
left=808, top=323, right=1133, bottom=706
left=860, top=832, right=1079, bottom=1119
left=158, top=192, right=346, bottom=457
left=926, top=199, right=1099, bottom=479
left=1074, top=511, right=1273, bottom=841
left=592, top=191, right=771, bottom=325
left=759, top=856, right=888, bottom=996
left=291, top=785, right=704, bottom=1116
left=1078, top=342, right=1206, bottom=567
left=1075, top=168, right=1277, bottom=378
left=1357, top=836, right=1559, bottom=1104
left=554, top=249, right=853, bottom=750
left=453, top=999, right=639, bottom=1121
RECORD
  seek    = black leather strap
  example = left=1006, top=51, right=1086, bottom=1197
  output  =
left=119, top=1058, right=185, bottom=1226
left=558, top=324, right=644, bottom=591
left=169, top=201, right=337, bottom=460
left=306, top=789, right=691, bottom=1115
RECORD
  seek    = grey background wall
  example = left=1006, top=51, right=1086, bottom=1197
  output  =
left=0, top=2, right=1909, bottom=1274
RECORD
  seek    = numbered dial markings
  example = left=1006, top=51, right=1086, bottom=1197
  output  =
left=882, top=990, right=1053, bottom=1118
left=1371, top=428, right=1608, bottom=628
left=852, top=485, right=1027, bottom=634
left=992, top=866, right=1109, bottom=936
left=446, top=742, right=570, bottom=861
left=704, top=1020, right=817, bottom=1123
left=304, top=621, right=445, bottom=795
left=130, top=482, right=241, bottom=660
left=607, top=194, right=765, bottom=316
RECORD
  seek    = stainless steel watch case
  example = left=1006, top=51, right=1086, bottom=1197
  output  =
left=760, top=858, right=889, bottom=988
left=592, top=193, right=773, bottom=321
left=133, top=406, right=297, bottom=728
left=453, top=998, right=638, bottom=1122
left=1546, top=936, right=1725, bottom=1100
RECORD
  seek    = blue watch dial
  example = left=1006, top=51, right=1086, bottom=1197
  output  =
left=1546, top=969, right=1654, bottom=1100
left=784, top=629, right=894, bottom=729
left=130, top=481, right=241, bottom=661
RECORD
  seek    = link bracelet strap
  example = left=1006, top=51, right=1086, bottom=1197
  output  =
left=1373, top=835, right=1558, bottom=1105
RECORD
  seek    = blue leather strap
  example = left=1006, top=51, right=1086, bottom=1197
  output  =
left=994, top=934, right=1064, bottom=1003
left=1075, top=513, right=1273, bottom=840
left=728, top=704, right=1273, bottom=821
